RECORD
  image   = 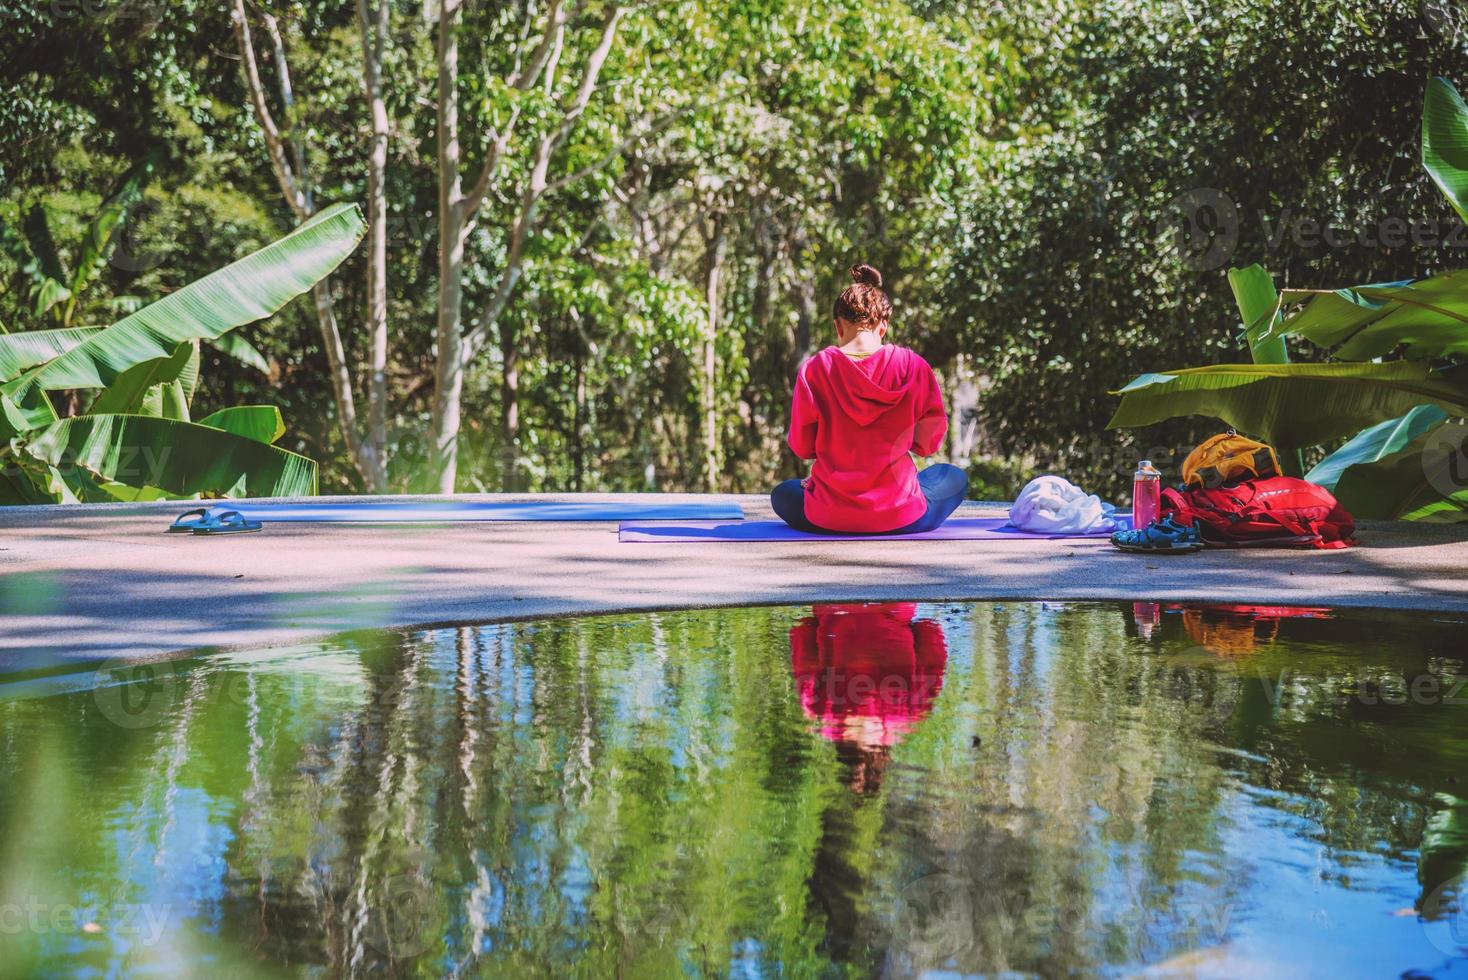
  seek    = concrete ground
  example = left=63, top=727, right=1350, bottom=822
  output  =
left=2, top=492, right=1467, bottom=675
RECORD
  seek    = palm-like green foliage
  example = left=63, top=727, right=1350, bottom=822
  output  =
left=1229, top=263, right=1303, bottom=476
left=1273, top=274, right=1468, bottom=361
left=0, top=326, right=102, bottom=379
left=4, top=204, right=363, bottom=406
left=1424, top=76, right=1468, bottom=226
left=1331, top=420, right=1468, bottom=522
left=10, top=414, right=317, bottom=503
left=1305, top=404, right=1448, bottom=491
left=0, top=203, right=364, bottom=505
left=1110, top=78, right=1468, bottom=522
left=1229, top=264, right=1289, bottom=365
left=1109, top=362, right=1468, bottom=447
left=0, top=160, right=153, bottom=327
left=197, top=406, right=287, bottom=445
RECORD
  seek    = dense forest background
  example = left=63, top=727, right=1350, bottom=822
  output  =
left=3, top=0, right=1467, bottom=498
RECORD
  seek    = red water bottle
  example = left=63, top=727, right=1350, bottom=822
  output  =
left=1132, top=460, right=1161, bottom=529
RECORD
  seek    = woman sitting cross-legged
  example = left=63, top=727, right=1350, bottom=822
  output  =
left=771, top=263, right=968, bottom=535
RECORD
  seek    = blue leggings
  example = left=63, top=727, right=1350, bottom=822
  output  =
left=770, top=464, right=969, bottom=535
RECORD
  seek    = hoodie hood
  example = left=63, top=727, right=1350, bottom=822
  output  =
left=785, top=342, right=948, bottom=533
left=814, top=345, right=925, bottom=425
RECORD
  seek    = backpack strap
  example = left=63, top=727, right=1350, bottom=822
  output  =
left=1160, top=487, right=1192, bottom=520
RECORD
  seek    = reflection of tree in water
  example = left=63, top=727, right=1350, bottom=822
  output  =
left=789, top=602, right=948, bottom=968
left=5, top=603, right=1468, bottom=976
left=864, top=603, right=1243, bottom=975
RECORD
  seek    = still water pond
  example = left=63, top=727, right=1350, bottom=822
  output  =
left=3, top=602, right=1468, bottom=977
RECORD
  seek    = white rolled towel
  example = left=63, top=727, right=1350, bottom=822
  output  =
left=1009, top=475, right=1119, bottom=534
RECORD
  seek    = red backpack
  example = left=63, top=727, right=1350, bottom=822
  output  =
left=1161, top=477, right=1356, bottom=550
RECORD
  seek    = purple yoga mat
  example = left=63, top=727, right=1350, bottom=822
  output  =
left=617, top=517, right=1121, bottom=543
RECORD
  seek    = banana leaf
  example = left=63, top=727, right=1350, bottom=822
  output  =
left=1229, top=265, right=1305, bottom=475
left=0, top=385, right=58, bottom=441
left=206, top=331, right=270, bottom=374
left=63, top=158, right=153, bottom=326
left=32, top=279, right=72, bottom=321
left=0, top=392, right=34, bottom=441
left=1107, top=361, right=1468, bottom=447
left=87, top=342, right=193, bottom=416
left=1333, top=419, right=1468, bottom=522
left=1250, top=80, right=1468, bottom=363
left=0, top=467, right=56, bottom=506
left=1229, top=264, right=1289, bottom=364
left=198, top=406, right=285, bottom=444
left=1266, top=273, right=1468, bottom=361
left=1269, top=281, right=1409, bottom=348
left=159, top=382, right=190, bottom=420
left=92, top=481, right=180, bottom=502
left=0, top=441, right=85, bottom=504
left=0, top=326, right=102, bottom=381
left=1424, top=77, right=1468, bottom=226
left=177, top=341, right=201, bottom=406
left=17, top=414, right=317, bottom=500
left=2, top=202, right=364, bottom=400
left=22, top=204, right=70, bottom=319
left=1306, top=405, right=1449, bottom=490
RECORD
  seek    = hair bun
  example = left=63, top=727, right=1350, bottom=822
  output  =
left=849, top=263, right=882, bottom=288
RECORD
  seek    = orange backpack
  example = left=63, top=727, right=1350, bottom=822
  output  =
left=1181, top=431, right=1281, bottom=488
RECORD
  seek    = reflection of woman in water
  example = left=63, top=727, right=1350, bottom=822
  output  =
left=792, top=602, right=949, bottom=967
left=790, top=602, right=948, bottom=793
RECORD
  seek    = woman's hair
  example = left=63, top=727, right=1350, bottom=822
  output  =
left=832, top=263, right=892, bottom=326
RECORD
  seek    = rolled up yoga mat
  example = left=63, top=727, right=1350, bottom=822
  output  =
left=183, top=498, right=746, bottom=524
left=617, top=515, right=1130, bottom=543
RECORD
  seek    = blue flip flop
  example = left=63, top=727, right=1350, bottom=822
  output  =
left=167, top=508, right=212, bottom=533
left=168, top=508, right=263, bottom=535
left=1111, top=516, right=1204, bottom=554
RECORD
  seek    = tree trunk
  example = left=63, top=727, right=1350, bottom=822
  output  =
left=949, top=353, right=980, bottom=468
left=311, top=280, right=370, bottom=479
left=701, top=220, right=726, bottom=493
left=359, top=0, right=390, bottom=492
left=572, top=346, right=585, bottom=493
left=231, top=0, right=376, bottom=489
left=430, top=2, right=625, bottom=494
left=790, top=228, right=815, bottom=385
left=500, top=323, right=521, bottom=491
left=431, top=0, right=466, bottom=494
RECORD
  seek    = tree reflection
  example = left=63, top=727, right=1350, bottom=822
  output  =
left=789, top=602, right=949, bottom=969
left=2, top=603, right=1466, bottom=977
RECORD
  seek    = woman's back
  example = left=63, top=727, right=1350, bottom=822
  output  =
left=788, top=344, right=946, bottom=533
left=770, top=263, right=967, bottom=536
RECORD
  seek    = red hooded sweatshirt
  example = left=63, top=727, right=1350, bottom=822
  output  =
left=787, top=345, right=948, bottom=533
